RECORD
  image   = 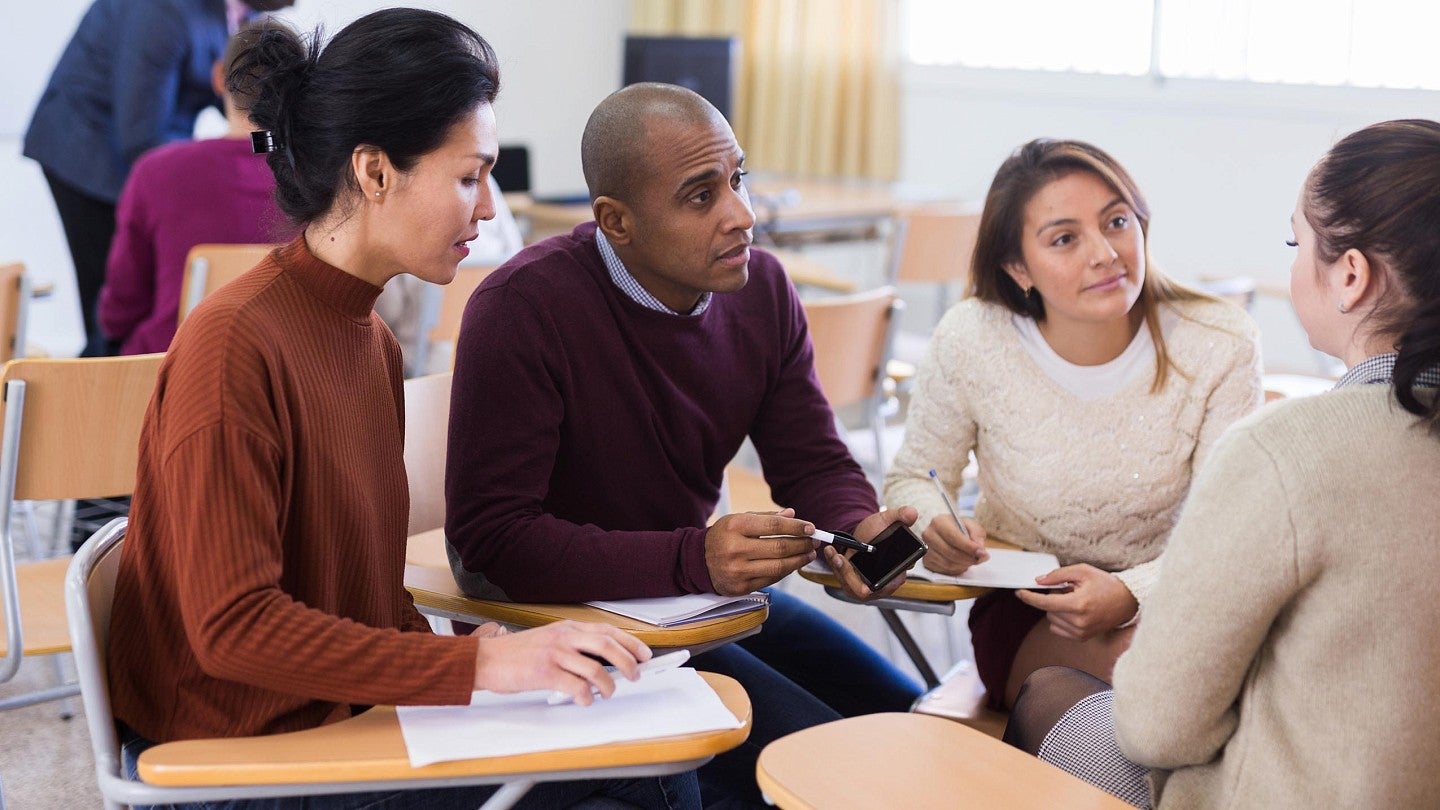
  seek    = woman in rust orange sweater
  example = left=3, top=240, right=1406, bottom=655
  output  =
left=105, top=10, right=698, bottom=809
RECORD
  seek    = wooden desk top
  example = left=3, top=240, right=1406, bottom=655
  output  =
left=756, top=712, right=1132, bottom=810
left=507, top=177, right=964, bottom=241
left=404, top=530, right=767, bottom=649
left=140, top=672, right=750, bottom=787
left=796, top=537, right=1020, bottom=603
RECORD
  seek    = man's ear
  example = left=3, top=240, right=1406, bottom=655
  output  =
left=351, top=145, right=390, bottom=201
left=594, top=196, right=634, bottom=245
left=211, top=60, right=226, bottom=99
left=1335, top=247, right=1374, bottom=313
left=1003, top=260, right=1032, bottom=292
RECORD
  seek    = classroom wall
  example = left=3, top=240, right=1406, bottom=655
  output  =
left=6, top=2, right=1439, bottom=366
left=0, top=0, right=627, bottom=356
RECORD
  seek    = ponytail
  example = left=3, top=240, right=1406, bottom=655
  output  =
left=1305, top=119, right=1440, bottom=436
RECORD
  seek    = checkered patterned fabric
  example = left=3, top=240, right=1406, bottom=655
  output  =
left=595, top=230, right=711, bottom=316
left=1038, top=690, right=1151, bottom=808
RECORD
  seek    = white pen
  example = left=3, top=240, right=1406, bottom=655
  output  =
left=546, top=649, right=691, bottom=705
left=928, top=469, right=973, bottom=540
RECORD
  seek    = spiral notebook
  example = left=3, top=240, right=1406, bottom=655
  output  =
left=585, top=591, right=769, bottom=627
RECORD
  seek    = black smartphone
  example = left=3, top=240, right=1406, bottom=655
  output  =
left=848, top=520, right=927, bottom=592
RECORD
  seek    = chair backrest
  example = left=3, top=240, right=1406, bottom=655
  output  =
left=177, top=244, right=276, bottom=326
left=1, top=355, right=162, bottom=688
left=0, top=355, right=164, bottom=503
left=428, top=265, right=497, bottom=345
left=802, top=287, right=901, bottom=410
left=402, top=373, right=453, bottom=537
left=1196, top=275, right=1258, bottom=312
left=887, top=207, right=981, bottom=285
left=0, top=263, right=31, bottom=364
left=65, top=518, right=128, bottom=809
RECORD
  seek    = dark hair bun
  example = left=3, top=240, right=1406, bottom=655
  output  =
left=225, top=9, right=499, bottom=226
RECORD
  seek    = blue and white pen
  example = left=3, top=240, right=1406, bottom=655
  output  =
left=759, top=529, right=875, bottom=553
left=812, top=529, right=876, bottom=554
left=928, top=469, right=972, bottom=540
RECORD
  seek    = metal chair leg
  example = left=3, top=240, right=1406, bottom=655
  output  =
left=879, top=608, right=941, bottom=689
left=49, top=654, right=75, bottom=720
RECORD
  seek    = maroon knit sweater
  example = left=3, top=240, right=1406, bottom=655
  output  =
left=445, top=223, right=877, bottom=603
left=109, top=238, right=476, bottom=742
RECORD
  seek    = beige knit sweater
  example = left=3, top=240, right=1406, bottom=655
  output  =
left=884, top=297, right=1261, bottom=612
left=1112, top=385, right=1440, bottom=808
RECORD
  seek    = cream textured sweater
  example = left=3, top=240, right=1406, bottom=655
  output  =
left=1112, top=385, right=1440, bottom=808
left=884, top=297, right=1261, bottom=612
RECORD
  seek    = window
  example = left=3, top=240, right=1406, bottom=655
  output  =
left=906, top=0, right=1440, bottom=91
left=905, top=0, right=1153, bottom=75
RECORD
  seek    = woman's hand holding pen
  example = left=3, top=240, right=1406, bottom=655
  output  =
left=922, top=514, right=989, bottom=575
left=705, top=508, right=818, bottom=595
left=1015, top=564, right=1138, bottom=641
left=471, top=620, right=651, bottom=706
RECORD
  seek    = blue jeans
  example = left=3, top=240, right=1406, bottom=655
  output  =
left=119, top=724, right=699, bottom=810
left=689, top=588, right=921, bottom=808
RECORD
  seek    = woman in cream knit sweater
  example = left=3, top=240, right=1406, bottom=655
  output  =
left=1007, top=119, right=1440, bottom=808
left=884, top=139, right=1262, bottom=708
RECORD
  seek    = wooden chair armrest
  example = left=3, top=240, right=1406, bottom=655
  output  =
left=403, top=531, right=767, bottom=649
left=756, top=713, right=1132, bottom=809
left=140, top=673, right=750, bottom=787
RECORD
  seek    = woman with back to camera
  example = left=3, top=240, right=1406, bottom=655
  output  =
left=104, top=10, right=699, bottom=809
left=884, top=139, right=1263, bottom=709
left=1006, top=118, right=1440, bottom=808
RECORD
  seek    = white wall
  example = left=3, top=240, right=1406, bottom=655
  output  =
left=898, top=64, right=1440, bottom=372
left=0, top=0, right=627, bottom=356
left=8, top=4, right=1440, bottom=365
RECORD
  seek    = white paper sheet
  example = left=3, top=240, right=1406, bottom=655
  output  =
left=916, top=548, right=1067, bottom=589
left=396, top=668, right=743, bottom=767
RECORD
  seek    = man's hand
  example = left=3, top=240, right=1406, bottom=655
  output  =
left=921, top=514, right=989, bottom=575
left=825, top=505, right=920, bottom=600
left=1015, top=564, right=1138, bottom=640
left=472, top=620, right=651, bottom=706
left=704, top=508, right=818, bottom=595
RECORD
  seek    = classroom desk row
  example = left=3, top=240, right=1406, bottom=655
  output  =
left=397, top=529, right=1131, bottom=809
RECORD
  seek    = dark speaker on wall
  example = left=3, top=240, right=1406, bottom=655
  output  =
left=622, top=36, right=739, bottom=122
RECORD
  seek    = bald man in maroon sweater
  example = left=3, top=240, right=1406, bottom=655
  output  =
left=446, top=83, right=924, bottom=807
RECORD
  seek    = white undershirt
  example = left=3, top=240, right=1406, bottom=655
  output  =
left=1011, top=309, right=1176, bottom=400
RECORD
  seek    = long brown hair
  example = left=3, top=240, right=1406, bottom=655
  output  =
left=1305, top=119, right=1440, bottom=435
left=969, top=139, right=1213, bottom=392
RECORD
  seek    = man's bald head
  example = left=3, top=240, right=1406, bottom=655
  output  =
left=582, top=83, right=729, bottom=204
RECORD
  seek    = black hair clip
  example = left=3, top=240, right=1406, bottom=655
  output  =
left=250, top=130, right=282, bottom=154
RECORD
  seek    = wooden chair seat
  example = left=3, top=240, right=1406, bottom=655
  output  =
left=140, top=672, right=751, bottom=787
left=0, top=556, right=73, bottom=657
left=756, top=713, right=1131, bottom=810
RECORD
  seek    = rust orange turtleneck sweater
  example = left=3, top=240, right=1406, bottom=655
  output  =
left=109, top=237, right=477, bottom=742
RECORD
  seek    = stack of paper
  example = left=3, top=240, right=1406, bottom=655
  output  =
left=396, top=668, right=743, bottom=767
left=585, top=591, right=768, bottom=627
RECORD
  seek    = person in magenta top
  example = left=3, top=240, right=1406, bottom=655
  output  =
left=98, top=22, right=292, bottom=356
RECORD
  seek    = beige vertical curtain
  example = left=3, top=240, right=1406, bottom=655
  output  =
left=630, top=0, right=900, bottom=180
